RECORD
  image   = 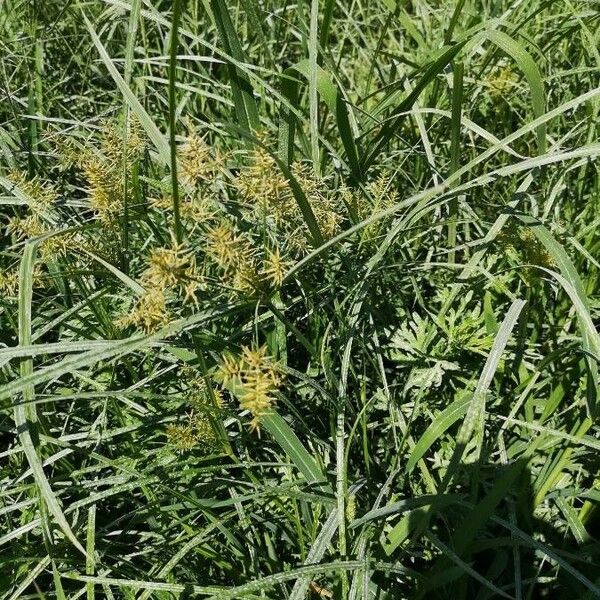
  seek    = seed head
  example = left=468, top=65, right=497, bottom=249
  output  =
left=82, top=155, right=123, bottom=225
left=165, top=423, right=198, bottom=452
left=219, top=345, right=282, bottom=430
left=7, top=171, right=58, bottom=213
left=179, top=132, right=219, bottom=185
left=118, top=289, right=169, bottom=333
left=263, top=247, right=289, bottom=288
left=487, top=66, right=518, bottom=97
left=235, top=146, right=292, bottom=220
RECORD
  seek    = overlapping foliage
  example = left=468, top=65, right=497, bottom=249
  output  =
left=1, top=0, right=600, bottom=598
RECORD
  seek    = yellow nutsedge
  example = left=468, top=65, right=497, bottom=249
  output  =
left=0, top=270, right=19, bottom=296
left=141, top=242, right=203, bottom=305
left=179, top=131, right=220, bottom=185
left=263, top=248, right=289, bottom=288
left=82, top=155, right=123, bottom=225
left=166, top=410, right=218, bottom=453
left=241, top=345, right=270, bottom=369
left=7, top=214, right=46, bottom=239
left=219, top=345, right=282, bottom=430
left=231, top=255, right=263, bottom=295
left=7, top=171, right=58, bottom=214
left=0, top=267, right=44, bottom=296
left=118, top=289, right=169, bottom=333
left=218, top=353, right=241, bottom=387
left=100, top=117, right=146, bottom=165
left=487, top=65, right=518, bottom=97
left=165, top=423, right=198, bottom=452
left=292, top=163, right=343, bottom=240
left=206, top=221, right=239, bottom=269
left=144, top=244, right=195, bottom=288
left=205, top=221, right=263, bottom=296
left=234, top=145, right=292, bottom=220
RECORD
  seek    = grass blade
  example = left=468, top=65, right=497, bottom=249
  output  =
left=209, top=0, right=260, bottom=134
left=16, top=243, right=85, bottom=555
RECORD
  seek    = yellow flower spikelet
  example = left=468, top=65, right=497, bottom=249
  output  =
left=5, top=171, right=77, bottom=260
left=179, top=131, right=221, bottom=186
left=118, top=288, right=169, bottom=333
left=235, top=146, right=292, bottom=220
left=219, top=345, right=282, bottom=430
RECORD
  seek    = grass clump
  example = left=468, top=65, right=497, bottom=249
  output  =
left=1, top=1, right=600, bottom=599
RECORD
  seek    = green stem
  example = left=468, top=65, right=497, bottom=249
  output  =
left=169, top=0, right=184, bottom=244
left=448, top=61, right=464, bottom=264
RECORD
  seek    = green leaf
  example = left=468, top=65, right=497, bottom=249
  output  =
left=289, top=507, right=339, bottom=600
left=278, top=60, right=362, bottom=179
left=406, top=395, right=471, bottom=474
left=362, top=40, right=467, bottom=172
left=261, top=412, right=332, bottom=495
left=16, top=243, right=86, bottom=556
left=442, top=299, right=526, bottom=486
left=351, top=494, right=461, bottom=529
left=485, top=30, right=546, bottom=153
left=518, top=216, right=600, bottom=415
left=82, top=13, right=170, bottom=165
left=209, top=0, right=260, bottom=134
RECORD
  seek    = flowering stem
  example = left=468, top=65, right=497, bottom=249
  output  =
left=169, top=0, right=184, bottom=244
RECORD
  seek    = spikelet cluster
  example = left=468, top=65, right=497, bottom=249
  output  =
left=7, top=213, right=47, bottom=239
left=165, top=411, right=218, bottom=453
left=166, top=364, right=224, bottom=454
left=119, top=241, right=204, bottom=331
left=0, top=265, right=45, bottom=297
left=182, top=365, right=225, bottom=416
left=44, top=130, right=82, bottom=171
left=263, top=248, right=288, bottom=287
left=218, top=345, right=282, bottom=430
left=0, top=270, right=19, bottom=296
left=81, top=155, right=123, bottom=225
left=8, top=170, right=57, bottom=212
left=151, top=193, right=216, bottom=223
left=45, top=118, right=144, bottom=225
left=5, top=171, right=76, bottom=261
left=206, top=220, right=251, bottom=270
left=142, top=243, right=203, bottom=304
left=292, top=163, right=343, bottom=241
left=348, top=173, right=398, bottom=240
left=78, top=118, right=145, bottom=225
left=234, top=147, right=344, bottom=255
left=487, top=66, right=518, bottom=97
left=205, top=220, right=290, bottom=294
left=101, top=117, right=145, bottom=164
left=205, top=220, right=261, bottom=294
left=367, top=174, right=398, bottom=213
left=234, top=146, right=292, bottom=220
left=118, top=288, right=169, bottom=333
left=497, top=225, right=556, bottom=283
left=179, top=131, right=221, bottom=186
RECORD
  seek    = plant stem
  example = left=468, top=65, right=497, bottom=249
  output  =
left=169, top=0, right=184, bottom=244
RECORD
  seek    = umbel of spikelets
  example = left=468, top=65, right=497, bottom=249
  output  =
left=218, top=345, right=282, bottom=430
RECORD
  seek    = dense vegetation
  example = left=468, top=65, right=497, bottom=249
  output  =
left=1, top=0, right=600, bottom=598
